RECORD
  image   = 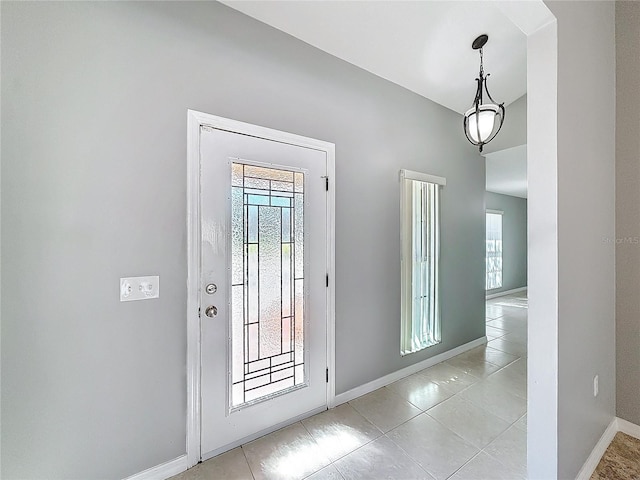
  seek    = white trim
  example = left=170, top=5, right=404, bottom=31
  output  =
left=122, top=455, right=188, bottom=480
left=326, top=146, right=337, bottom=408
left=574, top=417, right=640, bottom=480
left=333, top=337, right=487, bottom=406
left=186, top=110, right=336, bottom=465
left=486, top=286, right=528, bottom=299
left=574, top=417, right=617, bottom=480
left=525, top=17, right=559, bottom=480
left=188, top=110, right=334, bottom=153
left=186, top=110, right=202, bottom=469
left=616, top=417, right=640, bottom=439
left=400, top=169, right=446, bottom=186
left=486, top=209, right=504, bottom=215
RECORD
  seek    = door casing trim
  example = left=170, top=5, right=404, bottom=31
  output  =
left=186, top=110, right=336, bottom=467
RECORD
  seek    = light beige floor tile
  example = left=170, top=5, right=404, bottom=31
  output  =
left=484, top=425, right=528, bottom=477
left=301, top=403, right=382, bottom=461
left=485, top=305, right=505, bottom=320
left=459, top=377, right=527, bottom=423
left=449, top=451, right=526, bottom=480
left=426, top=396, right=511, bottom=449
left=505, top=357, right=527, bottom=377
left=242, top=422, right=330, bottom=480
left=387, top=373, right=455, bottom=410
left=484, top=370, right=526, bottom=400
left=504, top=319, right=528, bottom=331
left=490, top=300, right=528, bottom=312
left=419, top=363, right=479, bottom=393
left=333, top=435, right=434, bottom=480
left=304, top=464, right=344, bottom=480
left=514, top=414, right=527, bottom=432
left=387, top=413, right=479, bottom=480
left=170, top=447, right=253, bottom=480
left=487, top=338, right=527, bottom=357
left=486, top=320, right=522, bottom=334
left=493, top=358, right=527, bottom=380
left=349, top=387, right=421, bottom=432
left=501, top=307, right=528, bottom=319
left=454, top=345, right=519, bottom=368
left=502, top=330, right=527, bottom=345
left=493, top=294, right=528, bottom=307
left=486, top=318, right=508, bottom=330
left=486, top=326, right=507, bottom=339
left=444, top=357, right=502, bottom=379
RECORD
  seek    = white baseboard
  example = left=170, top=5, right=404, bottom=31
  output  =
left=575, top=417, right=617, bottom=480
left=333, top=336, right=488, bottom=406
left=616, top=417, right=640, bottom=439
left=123, top=454, right=188, bottom=480
left=486, top=286, right=527, bottom=299
left=575, top=416, right=640, bottom=480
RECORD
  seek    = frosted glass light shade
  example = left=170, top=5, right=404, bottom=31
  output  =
left=463, top=101, right=505, bottom=152
left=464, top=104, right=500, bottom=143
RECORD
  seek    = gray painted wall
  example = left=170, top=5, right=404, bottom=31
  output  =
left=482, top=94, right=527, bottom=155
left=485, top=192, right=527, bottom=294
left=548, top=1, right=617, bottom=478
left=616, top=0, right=640, bottom=427
left=1, top=2, right=485, bottom=478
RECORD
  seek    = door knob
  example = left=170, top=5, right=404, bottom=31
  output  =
left=205, top=305, right=218, bottom=317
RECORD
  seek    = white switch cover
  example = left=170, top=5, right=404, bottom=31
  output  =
left=120, top=276, right=159, bottom=302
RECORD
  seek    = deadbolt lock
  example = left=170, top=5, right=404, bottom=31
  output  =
left=205, top=283, right=218, bottom=295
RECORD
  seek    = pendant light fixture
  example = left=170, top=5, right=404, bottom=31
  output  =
left=463, top=34, right=505, bottom=153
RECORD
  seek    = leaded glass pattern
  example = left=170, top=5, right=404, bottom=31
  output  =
left=231, top=163, right=305, bottom=407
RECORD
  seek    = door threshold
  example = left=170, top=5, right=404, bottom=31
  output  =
left=200, top=404, right=328, bottom=462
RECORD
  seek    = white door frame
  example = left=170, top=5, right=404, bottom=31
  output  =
left=186, top=110, right=336, bottom=468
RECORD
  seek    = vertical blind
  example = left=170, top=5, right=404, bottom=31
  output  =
left=400, top=170, right=444, bottom=356
left=486, top=211, right=503, bottom=290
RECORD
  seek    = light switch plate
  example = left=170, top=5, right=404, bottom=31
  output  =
left=120, top=276, right=159, bottom=302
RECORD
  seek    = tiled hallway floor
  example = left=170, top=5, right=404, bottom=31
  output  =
left=173, top=292, right=528, bottom=480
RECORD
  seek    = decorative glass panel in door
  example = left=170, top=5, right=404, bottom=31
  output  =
left=198, top=121, right=327, bottom=460
left=230, top=163, right=306, bottom=408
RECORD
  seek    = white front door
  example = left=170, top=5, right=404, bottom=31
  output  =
left=198, top=123, right=329, bottom=459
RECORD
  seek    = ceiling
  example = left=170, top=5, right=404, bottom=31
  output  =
left=485, top=145, right=527, bottom=198
left=220, top=0, right=527, bottom=114
left=222, top=0, right=533, bottom=198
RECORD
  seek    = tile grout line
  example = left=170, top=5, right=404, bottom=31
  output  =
left=444, top=449, right=486, bottom=479
left=239, top=443, right=257, bottom=480
left=297, top=420, right=336, bottom=479
left=299, top=405, right=384, bottom=477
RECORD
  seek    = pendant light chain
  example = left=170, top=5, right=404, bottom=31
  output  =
left=478, top=47, right=485, bottom=104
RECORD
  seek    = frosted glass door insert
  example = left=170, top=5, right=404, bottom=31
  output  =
left=231, top=163, right=305, bottom=408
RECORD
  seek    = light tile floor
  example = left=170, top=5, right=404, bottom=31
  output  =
left=173, top=292, right=528, bottom=480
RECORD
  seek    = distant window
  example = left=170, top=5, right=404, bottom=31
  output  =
left=400, top=170, right=444, bottom=355
left=486, top=211, right=503, bottom=290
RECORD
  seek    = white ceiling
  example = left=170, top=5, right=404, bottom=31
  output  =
left=485, top=144, right=528, bottom=198
left=221, top=0, right=527, bottom=114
